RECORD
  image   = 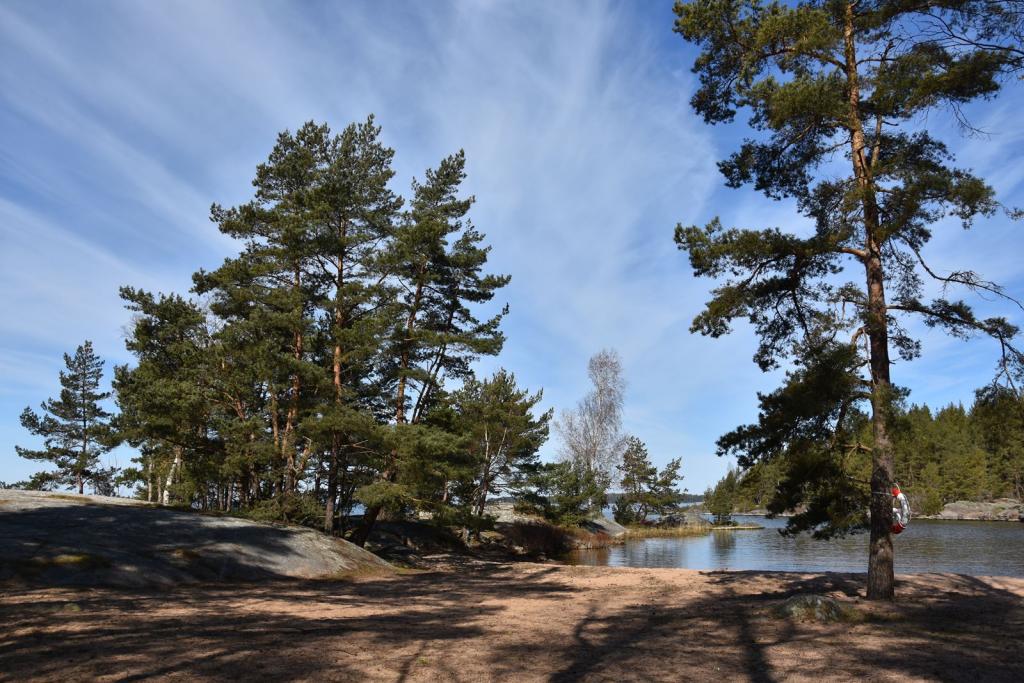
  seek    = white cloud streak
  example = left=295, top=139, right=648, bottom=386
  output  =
left=1, top=0, right=1022, bottom=490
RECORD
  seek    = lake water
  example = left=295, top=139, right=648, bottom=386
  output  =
left=569, top=515, right=1024, bottom=577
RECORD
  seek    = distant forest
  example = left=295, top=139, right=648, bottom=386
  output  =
left=711, top=386, right=1024, bottom=517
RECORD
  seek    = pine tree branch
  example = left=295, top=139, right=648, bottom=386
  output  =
left=910, top=246, right=1024, bottom=312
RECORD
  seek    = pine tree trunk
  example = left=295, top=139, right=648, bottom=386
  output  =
left=282, top=268, right=303, bottom=494
left=866, top=247, right=896, bottom=601
left=350, top=503, right=381, bottom=547
left=395, top=276, right=425, bottom=423
left=843, top=0, right=895, bottom=600
left=326, top=244, right=346, bottom=534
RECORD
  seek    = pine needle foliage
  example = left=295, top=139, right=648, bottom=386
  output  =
left=673, top=0, right=1024, bottom=598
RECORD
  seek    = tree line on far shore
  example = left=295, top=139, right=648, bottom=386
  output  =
left=706, top=385, right=1024, bottom=525
left=11, top=120, right=687, bottom=541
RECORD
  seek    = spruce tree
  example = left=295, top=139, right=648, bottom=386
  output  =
left=705, top=469, right=740, bottom=526
left=971, top=385, right=1024, bottom=500
left=673, top=1, right=1024, bottom=598
left=17, top=341, right=115, bottom=494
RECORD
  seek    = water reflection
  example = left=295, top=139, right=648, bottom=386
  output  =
left=569, top=516, right=1024, bottom=577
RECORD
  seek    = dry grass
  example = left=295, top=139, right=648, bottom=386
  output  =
left=566, top=527, right=616, bottom=549
left=622, top=525, right=710, bottom=539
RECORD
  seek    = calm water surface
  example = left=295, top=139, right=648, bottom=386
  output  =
left=569, top=515, right=1024, bottom=577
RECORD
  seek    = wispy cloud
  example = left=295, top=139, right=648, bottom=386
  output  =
left=1, top=0, right=1022, bottom=489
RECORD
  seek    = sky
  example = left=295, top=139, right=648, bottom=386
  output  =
left=2, top=0, right=1023, bottom=493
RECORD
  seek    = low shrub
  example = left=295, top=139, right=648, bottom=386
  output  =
left=241, top=493, right=325, bottom=528
left=501, top=520, right=573, bottom=556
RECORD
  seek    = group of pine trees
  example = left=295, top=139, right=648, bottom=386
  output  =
left=14, top=119, right=555, bottom=544
left=707, top=385, right=1024, bottom=521
left=13, top=121, right=690, bottom=541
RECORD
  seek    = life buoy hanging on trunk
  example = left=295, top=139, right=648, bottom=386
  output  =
left=891, top=484, right=911, bottom=534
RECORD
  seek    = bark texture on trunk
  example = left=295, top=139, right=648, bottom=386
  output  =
left=325, top=241, right=346, bottom=534
left=866, top=248, right=896, bottom=601
left=843, top=0, right=894, bottom=600
left=349, top=502, right=381, bottom=548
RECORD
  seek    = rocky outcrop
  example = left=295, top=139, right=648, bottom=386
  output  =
left=483, top=500, right=540, bottom=524
left=0, top=489, right=392, bottom=588
left=928, top=498, right=1024, bottom=522
left=580, top=515, right=627, bottom=538
left=657, top=509, right=712, bottom=528
left=774, top=595, right=858, bottom=623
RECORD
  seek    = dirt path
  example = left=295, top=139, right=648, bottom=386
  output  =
left=2, top=563, right=1022, bottom=682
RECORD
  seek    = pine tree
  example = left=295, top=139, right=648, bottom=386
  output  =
left=454, top=369, right=551, bottom=522
left=351, top=150, right=509, bottom=545
left=115, top=289, right=218, bottom=505
left=614, top=437, right=684, bottom=524
left=525, top=461, right=608, bottom=527
left=302, top=117, right=403, bottom=533
left=673, top=0, right=1024, bottom=599
left=17, top=341, right=115, bottom=494
left=102, top=119, right=523, bottom=530
left=194, top=122, right=361, bottom=499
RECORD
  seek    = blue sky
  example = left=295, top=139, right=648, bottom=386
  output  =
left=2, top=0, right=1023, bottom=492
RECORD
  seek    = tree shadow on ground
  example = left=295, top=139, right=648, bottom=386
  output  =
left=540, top=571, right=1024, bottom=682
left=0, top=564, right=573, bottom=681
left=1, top=557, right=1021, bottom=681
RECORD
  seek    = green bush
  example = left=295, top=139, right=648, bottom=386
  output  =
left=242, top=493, right=325, bottom=528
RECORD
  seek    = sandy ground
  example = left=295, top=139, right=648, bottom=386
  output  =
left=1, top=561, right=1022, bottom=682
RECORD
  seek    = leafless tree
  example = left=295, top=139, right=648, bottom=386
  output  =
left=555, top=349, right=628, bottom=484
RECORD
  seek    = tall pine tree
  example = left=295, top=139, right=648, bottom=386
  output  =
left=351, top=150, right=509, bottom=545
left=194, top=122, right=340, bottom=497
left=673, top=1, right=1024, bottom=598
left=18, top=341, right=115, bottom=494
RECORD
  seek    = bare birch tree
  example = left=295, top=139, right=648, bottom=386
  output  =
left=556, top=349, right=628, bottom=487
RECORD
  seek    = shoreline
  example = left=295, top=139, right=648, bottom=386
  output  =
left=731, top=508, right=1024, bottom=523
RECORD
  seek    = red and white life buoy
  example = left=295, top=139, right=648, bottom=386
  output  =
left=891, top=485, right=911, bottom=534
